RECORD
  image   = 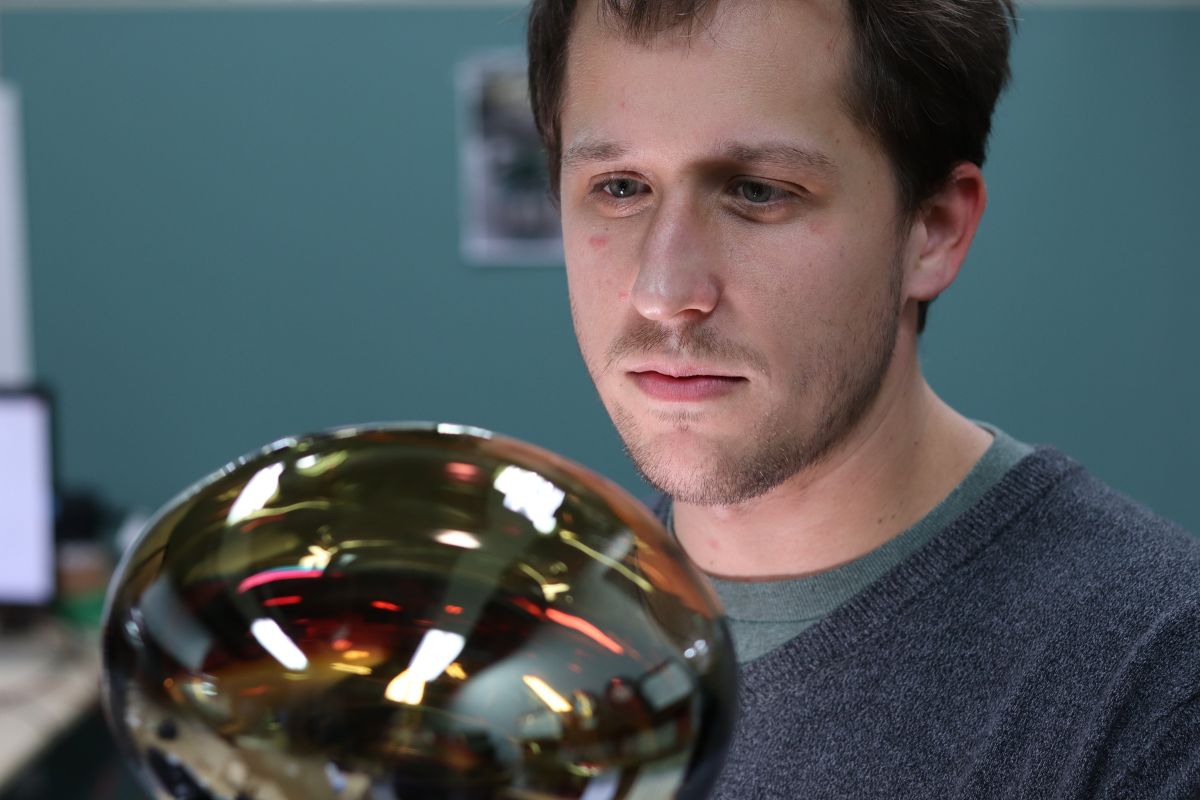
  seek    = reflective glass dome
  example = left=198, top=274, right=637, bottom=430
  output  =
left=101, top=423, right=736, bottom=800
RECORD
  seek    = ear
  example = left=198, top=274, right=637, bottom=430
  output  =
left=904, top=162, right=987, bottom=303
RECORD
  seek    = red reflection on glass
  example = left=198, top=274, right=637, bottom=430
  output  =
left=262, top=595, right=302, bottom=607
left=237, top=568, right=324, bottom=593
left=332, top=638, right=353, bottom=651
left=512, top=597, right=543, bottom=618
left=545, top=608, right=625, bottom=655
left=371, top=600, right=401, bottom=612
left=445, top=462, right=481, bottom=481
left=444, top=605, right=464, bottom=615
left=509, top=598, right=624, bottom=653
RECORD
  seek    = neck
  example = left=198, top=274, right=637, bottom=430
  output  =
left=671, top=347, right=991, bottom=580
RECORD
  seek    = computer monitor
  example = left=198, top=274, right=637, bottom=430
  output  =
left=0, top=388, right=55, bottom=612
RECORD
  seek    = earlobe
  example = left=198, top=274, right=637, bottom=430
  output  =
left=906, top=163, right=988, bottom=302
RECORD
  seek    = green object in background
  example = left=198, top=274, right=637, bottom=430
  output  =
left=56, top=590, right=106, bottom=629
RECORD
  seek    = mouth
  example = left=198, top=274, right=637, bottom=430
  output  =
left=626, top=365, right=747, bottom=402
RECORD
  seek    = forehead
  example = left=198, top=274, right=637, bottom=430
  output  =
left=569, top=0, right=848, bottom=49
left=560, top=0, right=860, bottom=161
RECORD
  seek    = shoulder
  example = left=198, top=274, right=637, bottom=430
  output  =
left=1010, top=446, right=1200, bottom=603
left=1026, top=455, right=1200, bottom=798
left=958, top=445, right=1200, bottom=673
left=993, top=447, right=1200, bottom=692
left=965, top=449, right=1200, bottom=796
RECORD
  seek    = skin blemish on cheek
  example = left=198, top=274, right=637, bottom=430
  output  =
left=617, top=290, right=630, bottom=301
left=589, top=234, right=609, bottom=249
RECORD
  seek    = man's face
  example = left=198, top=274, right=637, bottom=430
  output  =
left=558, top=0, right=911, bottom=506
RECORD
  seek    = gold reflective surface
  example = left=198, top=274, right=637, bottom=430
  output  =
left=101, top=423, right=736, bottom=800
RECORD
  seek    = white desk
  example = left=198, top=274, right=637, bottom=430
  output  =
left=0, top=621, right=102, bottom=792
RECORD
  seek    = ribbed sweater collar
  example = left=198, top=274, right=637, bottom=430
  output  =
left=733, top=447, right=1082, bottom=683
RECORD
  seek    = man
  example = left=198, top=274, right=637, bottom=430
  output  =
left=526, top=0, right=1200, bottom=797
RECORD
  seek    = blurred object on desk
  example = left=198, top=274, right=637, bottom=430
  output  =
left=0, top=619, right=101, bottom=795
left=55, top=488, right=120, bottom=630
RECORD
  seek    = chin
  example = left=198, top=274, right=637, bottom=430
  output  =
left=624, top=431, right=755, bottom=506
left=638, top=460, right=779, bottom=508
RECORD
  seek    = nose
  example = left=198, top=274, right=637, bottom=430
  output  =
left=630, top=195, right=721, bottom=322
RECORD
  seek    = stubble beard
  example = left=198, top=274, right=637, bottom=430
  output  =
left=581, top=256, right=904, bottom=508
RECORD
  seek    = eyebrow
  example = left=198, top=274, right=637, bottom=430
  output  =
left=561, top=137, right=839, bottom=180
left=561, top=139, right=629, bottom=171
left=715, top=141, right=839, bottom=180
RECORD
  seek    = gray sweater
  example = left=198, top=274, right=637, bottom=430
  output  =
left=683, top=447, right=1200, bottom=798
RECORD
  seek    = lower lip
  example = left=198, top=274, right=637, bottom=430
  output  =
left=630, top=372, right=745, bottom=402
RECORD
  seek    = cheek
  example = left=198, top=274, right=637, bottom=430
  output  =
left=727, top=229, right=840, bottom=315
left=727, top=235, right=877, bottom=364
left=565, top=263, right=614, bottom=350
left=566, top=224, right=633, bottom=302
left=785, top=230, right=890, bottom=308
left=586, top=234, right=628, bottom=299
left=566, top=296, right=616, bottom=378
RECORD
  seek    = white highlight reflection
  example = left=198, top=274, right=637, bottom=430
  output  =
left=409, top=629, right=466, bottom=679
left=250, top=618, right=308, bottom=672
left=385, top=629, right=466, bottom=706
left=228, top=463, right=284, bottom=525
left=434, top=530, right=482, bottom=550
left=523, top=674, right=572, bottom=713
left=494, top=465, right=565, bottom=534
left=437, top=423, right=493, bottom=439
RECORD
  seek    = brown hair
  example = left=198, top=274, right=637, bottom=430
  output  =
left=528, top=0, right=1017, bottom=331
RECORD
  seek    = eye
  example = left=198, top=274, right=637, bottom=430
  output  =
left=736, top=180, right=784, bottom=204
left=598, top=177, right=647, bottom=199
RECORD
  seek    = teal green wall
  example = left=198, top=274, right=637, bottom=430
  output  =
left=0, top=6, right=1196, bottom=532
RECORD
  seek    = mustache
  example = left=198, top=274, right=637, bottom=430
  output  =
left=604, top=319, right=770, bottom=377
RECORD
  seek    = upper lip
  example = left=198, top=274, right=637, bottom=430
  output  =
left=627, top=361, right=745, bottom=379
